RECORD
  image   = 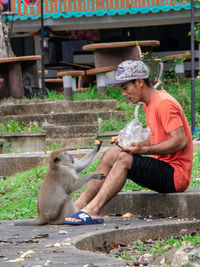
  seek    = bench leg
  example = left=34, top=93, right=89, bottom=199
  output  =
left=175, top=63, right=185, bottom=74
left=71, top=76, right=76, bottom=92
left=63, top=75, right=73, bottom=99
left=8, top=62, right=24, bottom=98
left=175, top=63, right=185, bottom=83
left=96, top=73, right=107, bottom=94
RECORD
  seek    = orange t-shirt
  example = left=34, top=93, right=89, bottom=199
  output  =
left=143, top=90, right=193, bottom=192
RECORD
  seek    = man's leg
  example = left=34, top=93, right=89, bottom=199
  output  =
left=75, top=147, right=121, bottom=210
left=67, top=151, right=133, bottom=221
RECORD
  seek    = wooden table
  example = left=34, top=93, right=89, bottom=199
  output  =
left=0, top=55, right=41, bottom=99
left=82, top=40, right=160, bottom=68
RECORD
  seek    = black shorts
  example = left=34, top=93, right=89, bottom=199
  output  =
left=127, top=155, right=176, bottom=193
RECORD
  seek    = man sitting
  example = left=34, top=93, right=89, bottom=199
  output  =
left=64, top=60, right=193, bottom=225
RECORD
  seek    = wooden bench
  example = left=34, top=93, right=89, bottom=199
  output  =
left=44, top=78, right=63, bottom=92
left=83, top=40, right=160, bottom=69
left=0, top=55, right=41, bottom=99
left=59, top=61, right=92, bottom=70
left=86, top=66, right=117, bottom=93
left=57, top=70, right=86, bottom=98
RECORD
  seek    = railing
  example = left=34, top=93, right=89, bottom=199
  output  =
left=9, top=0, right=190, bottom=18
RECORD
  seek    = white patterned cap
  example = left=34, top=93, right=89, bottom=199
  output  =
left=106, top=60, right=149, bottom=85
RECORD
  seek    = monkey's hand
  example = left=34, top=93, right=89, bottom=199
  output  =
left=92, top=173, right=105, bottom=180
left=94, top=140, right=103, bottom=152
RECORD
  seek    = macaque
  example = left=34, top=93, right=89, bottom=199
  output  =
left=15, top=141, right=104, bottom=225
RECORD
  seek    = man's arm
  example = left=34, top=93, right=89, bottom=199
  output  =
left=117, top=126, right=188, bottom=155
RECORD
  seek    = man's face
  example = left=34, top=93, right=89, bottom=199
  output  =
left=120, top=80, right=142, bottom=104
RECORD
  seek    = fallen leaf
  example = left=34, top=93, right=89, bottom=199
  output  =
left=44, top=260, right=52, bottom=266
left=54, top=243, right=61, bottom=247
left=111, top=242, right=126, bottom=249
left=160, top=257, right=165, bottom=264
left=8, top=258, right=25, bottom=263
left=18, top=239, right=38, bottom=244
left=122, top=212, right=133, bottom=218
left=20, top=250, right=35, bottom=258
left=58, top=230, right=68, bottom=234
left=0, top=239, right=13, bottom=244
left=111, top=242, right=120, bottom=249
left=33, top=234, right=49, bottom=239
left=44, top=243, right=54, bottom=248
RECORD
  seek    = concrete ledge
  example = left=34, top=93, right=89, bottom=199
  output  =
left=74, top=220, right=200, bottom=253
left=0, top=148, right=106, bottom=177
left=101, top=190, right=200, bottom=219
left=0, top=152, right=49, bottom=176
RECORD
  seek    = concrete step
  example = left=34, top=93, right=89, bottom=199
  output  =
left=44, top=125, right=98, bottom=139
left=0, top=148, right=107, bottom=177
left=45, top=137, right=98, bottom=149
left=0, top=100, right=119, bottom=116
left=101, top=189, right=200, bottom=219
left=0, top=111, right=125, bottom=127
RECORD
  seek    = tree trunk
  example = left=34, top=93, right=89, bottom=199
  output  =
left=0, top=7, right=14, bottom=58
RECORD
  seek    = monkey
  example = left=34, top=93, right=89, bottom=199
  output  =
left=15, top=141, right=104, bottom=225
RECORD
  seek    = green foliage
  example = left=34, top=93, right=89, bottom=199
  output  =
left=1, top=141, right=12, bottom=153
left=45, top=89, right=66, bottom=100
left=126, top=232, right=200, bottom=260
left=45, top=142, right=64, bottom=151
left=0, top=120, right=44, bottom=133
left=73, top=84, right=128, bottom=101
left=0, top=166, right=46, bottom=220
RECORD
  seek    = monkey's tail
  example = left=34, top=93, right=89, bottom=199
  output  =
left=14, top=219, right=46, bottom=226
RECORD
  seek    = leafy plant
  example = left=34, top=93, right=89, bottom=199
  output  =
left=1, top=141, right=12, bottom=153
left=0, top=120, right=44, bottom=133
left=45, top=142, right=64, bottom=151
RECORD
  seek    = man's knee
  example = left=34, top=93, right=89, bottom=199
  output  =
left=101, top=147, right=121, bottom=164
left=116, top=151, right=133, bottom=169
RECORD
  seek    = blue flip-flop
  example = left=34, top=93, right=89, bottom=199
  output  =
left=63, top=211, right=104, bottom=225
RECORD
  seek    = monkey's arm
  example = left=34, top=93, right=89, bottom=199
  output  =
left=73, top=141, right=103, bottom=173
left=70, top=173, right=105, bottom=192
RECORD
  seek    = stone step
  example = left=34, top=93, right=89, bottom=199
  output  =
left=0, top=148, right=107, bottom=177
left=101, top=189, right=200, bottom=219
left=0, top=100, right=119, bottom=116
left=43, top=125, right=98, bottom=139
left=0, top=111, right=125, bottom=127
left=45, top=137, right=98, bottom=149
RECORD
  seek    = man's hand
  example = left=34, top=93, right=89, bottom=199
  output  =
left=110, top=136, right=119, bottom=145
left=116, top=126, right=188, bottom=156
left=117, top=142, right=147, bottom=155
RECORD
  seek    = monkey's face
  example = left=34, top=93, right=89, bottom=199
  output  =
left=52, top=149, right=74, bottom=167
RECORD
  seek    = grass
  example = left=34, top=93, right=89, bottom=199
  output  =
left=115, top=232, right=200, bottom=264
left=0, top=148, right=199, bottom=221
left=0, top=120, right=44, bottom=133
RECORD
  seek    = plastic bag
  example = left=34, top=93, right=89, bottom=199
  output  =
left=118, top=118, right=151, bottom=147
